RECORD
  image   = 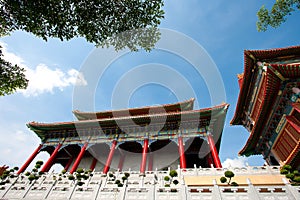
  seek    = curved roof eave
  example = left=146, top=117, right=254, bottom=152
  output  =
left=238, top=64, right=300, bottom=156
left=73, top=98, right=195, bottom=120
left=27, top=103, right=229, bottom=134
left=231, top=45, right=300, bottom=125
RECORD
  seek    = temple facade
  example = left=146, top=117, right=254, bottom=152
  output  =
left=18, top=98, right=229, bottom=175
left=231, top=46, right=300, bottom=169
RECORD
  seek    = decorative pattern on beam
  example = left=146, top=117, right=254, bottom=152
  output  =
left=43, top=129, right=209, bottom=146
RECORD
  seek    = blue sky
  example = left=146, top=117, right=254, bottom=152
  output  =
left=1, top=0, right=300, bottom=171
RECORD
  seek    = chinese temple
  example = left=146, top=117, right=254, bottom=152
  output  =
left=18, top=98, right=229, bottom=175
left=2, top=51, right=300, bottom=200
left=231, top=45, right=300, bottom=169
left=5, top=98, right=299, bottom=200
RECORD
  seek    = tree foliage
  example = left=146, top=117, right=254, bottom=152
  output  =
left=257, top=0, right=300, bottom=31
left=280, top=164, right=300, bottom=185
left=169, top=170, right=178, bottom=178
left=0, top=0, right=164, bottom=96
left=0, top=0, right=164, bottom=51
left=220, top=170, right=238, bottom=186
left=0, top=46, right=28, bottom=96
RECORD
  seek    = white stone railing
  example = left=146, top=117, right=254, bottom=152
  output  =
left=1, top=166, right=300, bottom=200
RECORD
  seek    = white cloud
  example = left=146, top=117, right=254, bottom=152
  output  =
left=0, top=42, right=25, bottom=67
left=0, top=41, right=87, bottom=97
left=15, top=130, right=27, bottom=142
left=20, top=64, right=87, bottom=97
left=0, top=126, right=39, bottom=168
left=222, top=157, right=248, bottom=168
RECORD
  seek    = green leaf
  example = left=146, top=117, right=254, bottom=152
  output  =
left=224, top=170, right=235, bottom=178
left=0, top=0, right=164, bottom=51
left=257, top=0, right=300, bottom=31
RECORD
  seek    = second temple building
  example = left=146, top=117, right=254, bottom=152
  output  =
left=231, top=46, right=300, bottom=169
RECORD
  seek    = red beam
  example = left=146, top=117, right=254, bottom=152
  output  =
left=64, top=157, right=73, bottom=171
left=90, top=157, right=97, bottom=171
left=207, top=134, right=222, bottom=168
left=70, top=143, right=88, bottom=174
left=178, top=137, right=187, bottom=169
left=103, top=140, right=117, bottom=174
left=17, top=144, right=43, bottom=174
left=41, top=143, right=62, bottom=172
left=140, top=139, right=149, bottom=173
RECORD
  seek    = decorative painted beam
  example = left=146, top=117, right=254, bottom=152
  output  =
left=103, top=140, right=117, bottom=174
left=41, top=143, right=62, bottom=172
left=17, top=144, right=43, bottom=174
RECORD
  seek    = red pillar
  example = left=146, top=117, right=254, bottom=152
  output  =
left=17, top=144, right=43, bottom=174
left=148, top=153, right=153, bottom=171
left=41, top=143, right=62, bottom=172
left=207, top=153, right=214, bottom=168
left=178, top=136, right=187, bottom=169
left=70, top=142, right=88, bottom=174
left=207, top=134, right=222, bottom=168
left=103, top=140, right=117, bottom=174
left=140, top=139, right=149, bottom=173
left=118, top=151, right=125, bottom=171
left=64, top=157, right=73, bottom=171
left=90, top=157, right=98, bottom=171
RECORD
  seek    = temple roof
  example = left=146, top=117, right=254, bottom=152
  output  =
left=73, top=98, right=195, bottom=120
left=27, top=102, right=229, bottom=141
left=230, top=45, right=300, bottom=156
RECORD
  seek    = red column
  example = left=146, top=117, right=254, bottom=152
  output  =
left=103, top=140, right=117, bottom=174
left=90, top=157, right=97, bottom=171
left=178, top=137, right=187, bottom=169
left=17, top=144, right=43, bottom=174
left=41, top=143, right=62, bottom=172
left=70, top=142, right=88, bottom=174
left=64, top=157, right=73, bottom=171
left=118, top=151, right=125, bottom=171
left=207, top=153, right=214, bottom=168
left=207, top=134, right=222, bottom=168
left=148, top=153, right=153, bottom=171
left=140, top=139, right=149, bottom=173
